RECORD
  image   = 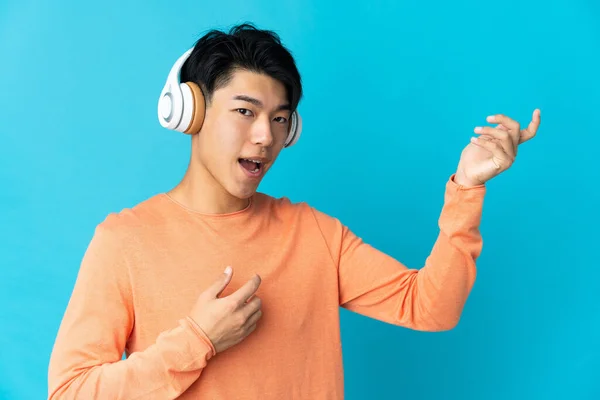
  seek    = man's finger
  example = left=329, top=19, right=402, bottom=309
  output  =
left=487, top=114, right=520, bottom=131
left=519, top=109, right=541, bottom=144
left=242, top=308, right=263, bottom=331
left=474, top=127, right=515, bottom=156
left=486, top=114, right=520, bottom=145
left=206, top=266, right=233, bottom=298
left=242, top=295, right=262, bottom=319
left=471, top=136, right=513, bottom=169
left=229, top=274, right=262, bottom=306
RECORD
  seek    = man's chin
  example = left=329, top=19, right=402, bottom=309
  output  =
left=229, top=181, right=261, bottom=201
left=233, top=173, right=267, bottom=197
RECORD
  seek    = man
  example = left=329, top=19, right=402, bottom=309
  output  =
left=47, top=23, right=540, bottom=399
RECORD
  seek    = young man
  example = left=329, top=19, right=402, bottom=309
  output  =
left=48, top=23, right=540, bottom=399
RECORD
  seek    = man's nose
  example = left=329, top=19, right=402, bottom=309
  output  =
left=250, top=117, right=274, bottom=147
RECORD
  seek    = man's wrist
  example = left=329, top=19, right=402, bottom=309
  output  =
left=453, top=170, right=484, bottom=188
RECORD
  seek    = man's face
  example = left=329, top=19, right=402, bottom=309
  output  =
left=194, top=69, right=292, bottom=200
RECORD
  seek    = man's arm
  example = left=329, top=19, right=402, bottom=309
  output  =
left=311, top=175, right=485, bottom=331
left=47, top=223, right=216, bottom=400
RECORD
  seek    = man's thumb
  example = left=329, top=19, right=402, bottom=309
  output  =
left=210, top=266, right=233, bottom=298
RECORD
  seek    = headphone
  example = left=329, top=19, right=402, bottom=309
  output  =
left=157, top=48, right=302, bottom=147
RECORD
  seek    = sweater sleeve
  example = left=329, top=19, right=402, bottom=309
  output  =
left=47, top=221, right=216, bottom=399
left=311, top=174, right=486, bottom=331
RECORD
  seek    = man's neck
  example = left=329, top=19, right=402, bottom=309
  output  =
left=167, top=161, right=249, bottom=215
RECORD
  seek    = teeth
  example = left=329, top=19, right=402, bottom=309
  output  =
left=240, top=158, right=262, bottom=174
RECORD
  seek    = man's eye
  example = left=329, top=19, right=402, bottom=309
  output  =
left=237, top=108, right=253, bottom=116
left=274, top=116, right=288, bottom=123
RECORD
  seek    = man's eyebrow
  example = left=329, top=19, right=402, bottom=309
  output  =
left=232, top=95, right=291, bottom=111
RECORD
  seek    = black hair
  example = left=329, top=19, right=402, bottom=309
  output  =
left=180, top=23, right=302, bottom=112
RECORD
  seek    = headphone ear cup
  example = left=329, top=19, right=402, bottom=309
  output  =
left=182, top=81, right=206, bottom=135
left=285, top=111, right=302, bottom=147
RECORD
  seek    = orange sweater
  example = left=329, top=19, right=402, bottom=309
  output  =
left=48, top=175, right=485, bottom=399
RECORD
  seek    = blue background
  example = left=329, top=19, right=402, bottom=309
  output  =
left=1, top=0, right=598, bottom=398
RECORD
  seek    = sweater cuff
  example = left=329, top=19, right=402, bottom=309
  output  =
left=447, top=173, right=486, bottom=192
left=438, top=174, right=486, bottom=236
left=183, top=316, right=217, bottom=358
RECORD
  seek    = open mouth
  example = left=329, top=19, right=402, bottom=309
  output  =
left=238, top=158, right=264, bottom=176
